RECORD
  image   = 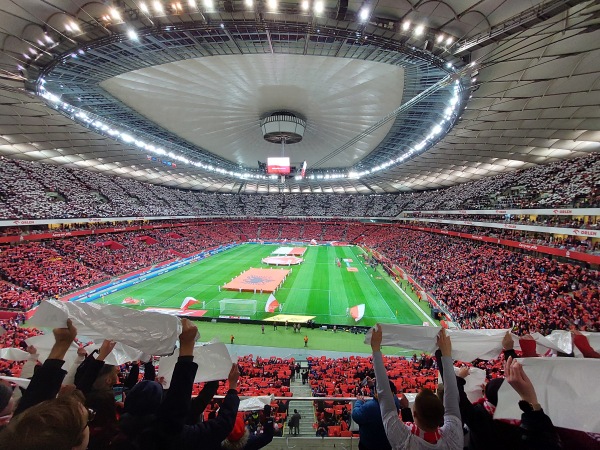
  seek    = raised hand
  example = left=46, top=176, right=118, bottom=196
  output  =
left=370, top=324, right=382, bottom=352
left=48, top=319, right=77, bottom=360
left=179, top=318, right=198, bottom=357
left=504, top=356, right=539, bottom=407
left=437, top=328, right=452, bottom=357
left=228, top=363, right=240, bottom=390
left=97, top=340, right=116, bottom=361
left=502, top=331, right=514, bottom=350
left=457, top=366, right=470, bottom=379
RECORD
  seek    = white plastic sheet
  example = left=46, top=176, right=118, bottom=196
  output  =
left=452, top=366, right=486, bottom=403
left=29, top=300, right=181, bottom=356
left=25, top=333, right=80, bottom=368
left=0, top=348, right=31, bottom=361
left=494, top=357, right=600, bottom=433
left=238, top=395, right=273, bottom=412
left=446, top=329, right=509, bottom=361
left=157, top=340, right=233, bottom=388
left=364, top=324, right=508, bottom=361
left=87, top=340, right=148, bottom=366
left=546, top=330, right=600, bottom=357
left=0, top=376, right=31, bottom=389
left=364, top=324, right=441, bottom=353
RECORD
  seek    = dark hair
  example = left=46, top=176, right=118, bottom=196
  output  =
left=414, top=388, right=444, bottom=431
left=0, top=394, right=87, bottom=450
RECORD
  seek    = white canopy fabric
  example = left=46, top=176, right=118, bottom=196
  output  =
left=494, top=357, right=600, bottom=433
left=157, top=341, right=234, bottom=388
left=364, top=324, right=510, bottom=361
left=28, top=300, right=181, bottom=356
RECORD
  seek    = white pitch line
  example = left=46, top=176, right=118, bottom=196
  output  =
left=354, top=249, right=396, bottom=319
left=391, top=279, right=436, bottom=326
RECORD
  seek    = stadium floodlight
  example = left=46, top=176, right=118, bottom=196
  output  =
left=203, top=0, right=213, bottom=9
left=140, top=2, right=149, bottom=13
left=301, top=0, right=309, bottom=10
left=44, top=34, right=54, bottom=43
left=267, top=0, right=277, bottom=10
left=446, top=37, right=453, bottom=46
left=314, top=1, right=324, bottom=14
left=188, top=0, right=197, bottom=7
left=402, top=21, right=410, bottom=31
left=153, top=1, right=164, bottom=13
left=110, top=8, right=121, bottom=21
left=245, top=0, right=253, bottom=6
left=436, top=34, right=444, bottom=43
left=359, top=7, right=369, bottom=21
left=127, top=29, right=139, bottom=40
left=414, top=24, right=425, bottom=36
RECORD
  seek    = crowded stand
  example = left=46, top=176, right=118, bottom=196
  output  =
left=436, top=224, right=600, bottom=255
left=307, top=354, right=438, bottom=437
left=2, top=315, right=593, bottom=449
left=0, top=281, right=43, bottom=311
left=0, top=242, right=106, bottom=297
left=1, top=153, right=598, bottom=220
left=405, top=214, right=600, bottom=230
left=0, top=318, right=42, bottom=377
left=361, top=228, right=600, bottom=333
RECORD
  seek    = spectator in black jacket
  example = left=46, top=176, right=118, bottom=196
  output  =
left=0, top=319, right=94, bottom=450
left=504, top=357, right=561, bottom=450
left=108, top=318, right=202, bottom=450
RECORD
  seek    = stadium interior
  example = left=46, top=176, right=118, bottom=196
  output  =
left=0, top=0, right=599, bottom=449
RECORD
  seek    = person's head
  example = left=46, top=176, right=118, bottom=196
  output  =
left=373, top=379, right=397, bottom=399
left=484, top=378, right=504, bottom=406
left=221, top=414, right=249, bottom=450
left=294, top=409, right=298, bottom=413
left=85, top=390, right=118, bottom=429
left=0, top=392, right=92, bottom=450
left=92, top=364, right=119, bottom=392
left=413, top=388, right=444, bottom=432
left=123, top=380, right=163, bottom=417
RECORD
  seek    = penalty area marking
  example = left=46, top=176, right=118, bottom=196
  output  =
left=391, top=280, right=436, bottom=326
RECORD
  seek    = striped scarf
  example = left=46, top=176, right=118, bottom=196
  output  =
left=405, top=422, right=442, bottom=444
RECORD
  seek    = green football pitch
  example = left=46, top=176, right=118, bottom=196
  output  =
left=94, top=244, right=434, bottom=327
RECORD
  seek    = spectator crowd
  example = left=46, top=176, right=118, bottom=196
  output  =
left=0, top=152, right=598, bottom=220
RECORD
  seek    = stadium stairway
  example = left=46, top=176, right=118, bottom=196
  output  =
left=289, top=373, right=315, bottom=436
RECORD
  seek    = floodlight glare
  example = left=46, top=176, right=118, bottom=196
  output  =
left=127, top=29, right=139, bottom=40
left=359, top=7, right=369, bottom=21
left=436, top=34, right=444, bottom=43
left=314, top=1, right=324, bottom=14
left=153, top=1, right=164, bottom=12
left=414, top=24, right=425, bottom=36
left=301, top=0, right=309, bottom=10
left=110, top=8, right=121, bottom=20
left=446, top=37, right=453, bottom=46
left=140, top=2, right=149, bottom=13
left=268, top=0, right=277, bottom=9
left=402, top=21, right=410, bottom=31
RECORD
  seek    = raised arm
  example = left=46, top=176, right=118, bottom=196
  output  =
left=14, top=319, right=77, bottom=415
left=371, top=324, right=410, bottom=445
left=504, top=357, right=561, bottom=450
left=437, top=329, right=460, bottom=419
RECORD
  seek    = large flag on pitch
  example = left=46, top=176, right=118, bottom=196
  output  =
left=265, top=293, right=279, bottom=313
left=122, top=297, right=140, bottom=305
left=350, top=304, right=365, bottom=322
left=181, top=297, right=200, bottom=310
